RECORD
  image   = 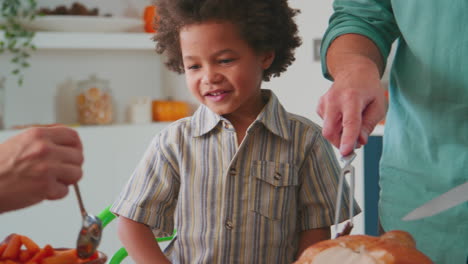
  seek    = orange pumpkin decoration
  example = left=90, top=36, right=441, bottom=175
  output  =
left=143, top=5, right=158, bottom=33
left=294, top=230, right=433, bottom=264
left=152, top=100, right=191, bottom=122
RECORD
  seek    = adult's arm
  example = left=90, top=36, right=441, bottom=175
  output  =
left=318, top=0, right=400, bottom=155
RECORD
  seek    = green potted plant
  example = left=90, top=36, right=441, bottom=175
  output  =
left=0, top=0, right=37, bottom=85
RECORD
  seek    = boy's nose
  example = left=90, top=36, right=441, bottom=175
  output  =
left=202, top=71, right=223, bottom=84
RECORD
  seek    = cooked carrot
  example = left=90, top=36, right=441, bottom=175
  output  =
left=26, top=244, right=54, bottom=264
left=0, top=244, right=7, bottom=258
left=0, top=234, right=14, bottom=245
left=4, top=260, right=17, bottom=264
left=1, top=234, right=21, bottom=260
left=20, top=236, right=39, bottom=256
left=19, top=249, right=32, bottom=262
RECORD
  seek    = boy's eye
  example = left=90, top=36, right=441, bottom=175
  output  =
left=219, top=58, right=234, bottom=64
left=187, top=64, right=201, bottom=70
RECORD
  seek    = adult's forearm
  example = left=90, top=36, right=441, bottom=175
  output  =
left=326, top=33, right=385, bottom=81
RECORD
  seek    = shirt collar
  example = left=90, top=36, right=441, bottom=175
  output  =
left=191, top=89, right=290, bottom=140
left=255, top=90, right=291, bottom=140
left=191, top=104, right=223, bottom=137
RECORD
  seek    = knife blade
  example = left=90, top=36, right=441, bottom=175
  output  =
left=402, top=181, right=468, bottom=221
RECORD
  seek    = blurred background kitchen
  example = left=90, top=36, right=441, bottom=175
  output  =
left=0, top=0, right=390, bottom=262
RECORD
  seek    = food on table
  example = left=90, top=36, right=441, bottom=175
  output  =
left=294, top=230, right=433, bottom=264
left=0, top=234, right=103, bottom=264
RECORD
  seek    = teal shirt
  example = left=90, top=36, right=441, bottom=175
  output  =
left=321, top=1, right=468, bottom=263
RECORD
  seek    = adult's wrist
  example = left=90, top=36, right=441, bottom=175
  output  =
left=330, top=55, right=381, bottom=83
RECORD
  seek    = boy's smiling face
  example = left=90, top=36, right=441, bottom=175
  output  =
left=180, top=21, right=274, bottom=120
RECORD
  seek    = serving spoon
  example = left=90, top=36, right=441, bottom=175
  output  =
left=73, top=184, right=102, bottom=259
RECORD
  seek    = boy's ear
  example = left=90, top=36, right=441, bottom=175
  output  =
left=261, top=51, right=275, bottom=70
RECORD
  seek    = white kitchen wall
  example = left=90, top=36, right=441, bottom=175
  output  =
left=269, top=0, right=334, bottom=124
left=2, top=50, right=164, bottom=126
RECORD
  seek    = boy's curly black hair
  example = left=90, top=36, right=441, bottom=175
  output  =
left=154, top=0, right=302, bottom=81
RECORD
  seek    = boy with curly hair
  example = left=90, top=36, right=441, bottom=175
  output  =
left=111, top=0, right=358, bottom=263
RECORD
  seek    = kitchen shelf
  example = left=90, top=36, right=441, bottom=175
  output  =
left=0, top=31, right=156, bottom=50
left=0, top=122, right=171, bottom=135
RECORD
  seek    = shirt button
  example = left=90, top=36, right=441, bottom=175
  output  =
left=229, top=167, right=237, bottom=176
left=274, top=172, right=282, bottom=181
left=225, top=220, right=233, bottom=230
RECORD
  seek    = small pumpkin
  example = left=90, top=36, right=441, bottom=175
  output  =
left=152, top=99, right=191, bottom=122
left=294, top=230, right=433, bottom=264
left=143, top=5, right=158, bottom=33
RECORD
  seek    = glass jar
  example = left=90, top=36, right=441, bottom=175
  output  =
left=75, top=75, right=114, bottom=125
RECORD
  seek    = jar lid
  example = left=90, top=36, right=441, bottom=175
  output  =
left=77, top=74, right=109, bottom=90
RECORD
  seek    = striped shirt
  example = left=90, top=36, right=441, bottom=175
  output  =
left=111, top=90, right=358, bottom=263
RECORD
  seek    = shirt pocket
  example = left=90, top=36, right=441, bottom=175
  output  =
left=249, top=161, right=298, bottom=220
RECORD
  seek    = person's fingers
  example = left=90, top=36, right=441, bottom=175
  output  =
left=358, top=129, right=369, bottom=146
left=359, top=97, right=387, bottom=146
left=48, top=143, right=84, bottom=165
left=55, top=164, right=83, bottom=185
left=46, top=181, right=70, bottom=200
left=29, top=126, right=82, bottom=149
left=44, top=163, right=82, bottom=200
left=20, top=139, right=84, bottom=168
left=322, top=108, right=343, bottom=149
left=340, top=101, right=363, bottom=155
left=49, top=126, right=83, bottom=149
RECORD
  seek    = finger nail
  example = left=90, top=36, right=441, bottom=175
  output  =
left=340, top=143, right=352, bottom=155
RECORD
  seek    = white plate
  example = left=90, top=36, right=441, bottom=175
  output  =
left=19, top=15, right=143, bottom=33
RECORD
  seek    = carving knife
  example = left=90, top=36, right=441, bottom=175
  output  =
left=402, top=181, right=468, bottom=221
